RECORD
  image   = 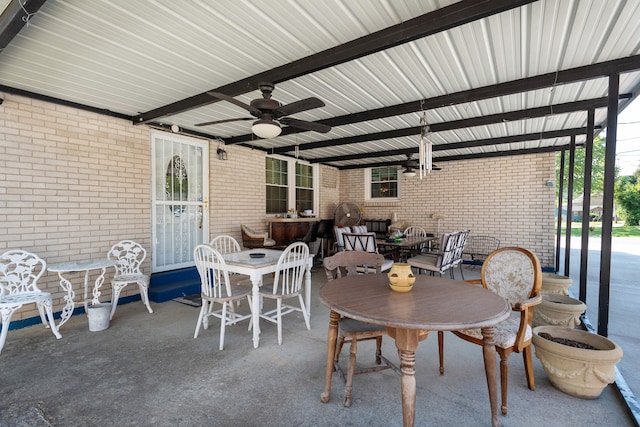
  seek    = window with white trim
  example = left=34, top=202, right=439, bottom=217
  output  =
left=365, top=166, right=399, bottom=200
left=266, top=156, right=316, bottom=214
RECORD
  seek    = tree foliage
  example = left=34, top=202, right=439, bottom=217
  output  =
left=615, top=168, right=640, bottom=225
left=555, top=135, right=608, bottom=199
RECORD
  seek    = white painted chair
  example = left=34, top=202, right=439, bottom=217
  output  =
left=107, top=240, right=153, bottom=320
left=0, top=250, right=62, bottom=354
left=193, top=244, right=253, bottom=350
left=257, top=242, right=310, bottom=345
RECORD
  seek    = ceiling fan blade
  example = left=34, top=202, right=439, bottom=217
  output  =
left=195, top=117, right=253, bottom=127
left=275, top=97, right=325, bottom=117
left=279, top=117, right=331, bottom=133
left=207, top=91, right=261, bottom=115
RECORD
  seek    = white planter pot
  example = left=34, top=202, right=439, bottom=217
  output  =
left=541, top=273, right=572, bottom=295
left=533, top=294, right=586, bottom=328
left=532, top=326, right=623, bottom=399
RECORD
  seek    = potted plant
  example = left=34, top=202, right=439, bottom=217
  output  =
left=532, top=326, right=623, bottom=399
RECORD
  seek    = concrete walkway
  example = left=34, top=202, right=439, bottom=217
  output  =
left=0, top=264, right=635, bottom=426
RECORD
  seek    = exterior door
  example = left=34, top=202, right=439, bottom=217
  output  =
left=151, top=130, right=209, bottom=273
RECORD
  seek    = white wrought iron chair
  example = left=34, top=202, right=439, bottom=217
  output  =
left=193, top=244, right=253, bottom=350
left=256, top=242, right=310, bottom=345
left=323, top=250, right=397, bottom=407
left=0, top=250, right=62, bottom=354
left=107, top=240, right=154, bottom=320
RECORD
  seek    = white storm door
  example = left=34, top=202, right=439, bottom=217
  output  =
left=151, top=131, right=209, bottom=273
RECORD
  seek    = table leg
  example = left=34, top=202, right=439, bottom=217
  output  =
left=57, top=272, right=75, bottom=328
left=481, top=326, right=501, bottom=427
left=251, top=276, right=261, bottom=348
left=91, top=267, right=108, bottom=305
left=388, top=327, right=427, bottom=427
left=304, top=260, right=312, bottom=317
left=321, top=310, right=340, bottom=403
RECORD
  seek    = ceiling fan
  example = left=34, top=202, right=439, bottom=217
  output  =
left=400, top=153, right=441, bottom=177
left=195, top=82, right=331, bottom=138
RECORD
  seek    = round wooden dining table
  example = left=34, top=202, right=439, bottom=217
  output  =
left=319, top=273, right=510, bottom=427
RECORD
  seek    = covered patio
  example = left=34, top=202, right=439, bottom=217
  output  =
left=1, top=1, right=639, bottom=425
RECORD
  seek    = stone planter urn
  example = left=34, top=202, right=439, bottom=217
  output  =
left=541, top=272, right=573, bottom=295
left=532, top=326, right=623, bottom=399
left=533, top=294, right=586, bottom=328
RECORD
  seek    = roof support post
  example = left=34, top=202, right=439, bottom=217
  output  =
left=598, top=73, right=619, bottom=337
left=579, top=109, right=595, bottom=303
left=563, top=136, right=576, bottom=277
left=555, top=151, right=565, bottom=273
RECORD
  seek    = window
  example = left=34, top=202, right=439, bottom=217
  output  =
left=266, top=157, right=288, bottom=214
left=367, top=166, right=399, bottom=199
left=295, top=163, right=313, bottom=211
left=266, top=156, right=316, bottom=214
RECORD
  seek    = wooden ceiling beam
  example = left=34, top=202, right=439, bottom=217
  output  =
left=133, top=0, right=536, bottom=125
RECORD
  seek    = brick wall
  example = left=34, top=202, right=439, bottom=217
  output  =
left=0, top=91, right=556, bottom=322
left=337, top=155, right=556, bottom=267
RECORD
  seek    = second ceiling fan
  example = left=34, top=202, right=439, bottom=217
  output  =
left=195, top=82, right=331, bottom=138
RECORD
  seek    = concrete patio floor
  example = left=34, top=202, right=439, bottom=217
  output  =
left=1, top=260, right=635, bottom=427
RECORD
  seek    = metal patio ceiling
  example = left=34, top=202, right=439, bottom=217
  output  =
left=1, top=0, right=640, bottom=170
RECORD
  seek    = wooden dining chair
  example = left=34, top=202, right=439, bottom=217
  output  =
left=193, top=244, right=254, bottom=350
left=342, top=232, right=394, bottom=271
left=323, top=251, right=398, bottom=407
left=210, top=235, right=251, bottom=286
left=440, top=247, right=542, bottom=416
left=257, top=242, right=310, bottom=345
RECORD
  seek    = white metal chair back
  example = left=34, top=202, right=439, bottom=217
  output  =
left=193, top=244, right=232, bottom=299
left=0, top=250, right=47, bottom=297
left=210, top=235, right=242, bottom=254
left=108, top=240, right=146, bottom=276
left=0, top=250, right=62, bottom=353
left=404, top=226, right=428, bottom=238
left=107, top=240, right=154, bottom=320
left=271, top=242, right=309, bottom=296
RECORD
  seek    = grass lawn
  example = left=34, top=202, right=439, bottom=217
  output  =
left=559, top=222, right=640, bottom=237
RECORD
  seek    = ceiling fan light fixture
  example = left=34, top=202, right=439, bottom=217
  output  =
left=403, top=167, right=417, bottom=178
left=252, top=119, right=282, bottom=139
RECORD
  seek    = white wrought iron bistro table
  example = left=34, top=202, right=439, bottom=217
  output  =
left=222, top=249, right=313, bottom=348
left=48, top=258, right=117, bottom=328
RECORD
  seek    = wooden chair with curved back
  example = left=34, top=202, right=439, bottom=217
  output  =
left=323, top=250, right=398, bottom=407
left=439, top=246, right=542, bottom=416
